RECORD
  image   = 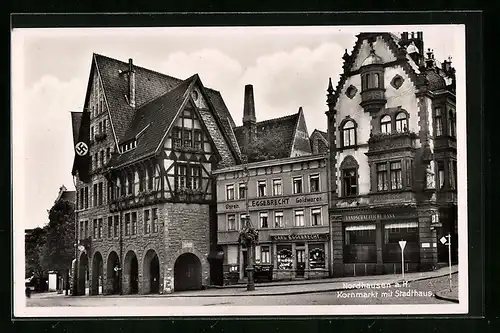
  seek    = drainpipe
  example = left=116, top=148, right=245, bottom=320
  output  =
left=325, top=153, right=334, bottom=277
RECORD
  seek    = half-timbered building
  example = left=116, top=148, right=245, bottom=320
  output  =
left=71, top=54, right=241, bottom=295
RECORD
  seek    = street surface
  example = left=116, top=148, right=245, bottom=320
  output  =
left=26, top=275, right=457, bottom=307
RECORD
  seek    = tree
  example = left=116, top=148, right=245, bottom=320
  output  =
left=241, top=130, right=288, bottom=163
left=42, top=199, right=76, bottom=274
left=25, top=227, right=46, bottom=278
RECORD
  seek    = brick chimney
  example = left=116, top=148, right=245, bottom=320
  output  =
left=128, top=58, right=136, bottom=108
left=242, top=84, right=257, bottom=147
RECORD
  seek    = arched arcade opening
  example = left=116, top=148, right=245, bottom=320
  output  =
left=91, top=252, right=104, bottom=295
left=123, top=250, right=139, bottom=294
left=106, top=251, right=121, bottom=295
left=174, top=253, right=202, bottom=292
left=143, top=249, right=160, bottom=294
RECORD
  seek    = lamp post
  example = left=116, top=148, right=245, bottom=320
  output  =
left=241, top=166, right=256, bottom=291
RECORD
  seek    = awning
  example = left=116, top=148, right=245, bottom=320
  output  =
left=384, top=222, right=418, bottom=229
left=207, top=251, right=224, bottom=260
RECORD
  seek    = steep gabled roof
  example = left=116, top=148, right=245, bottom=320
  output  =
left=93, top=53, right=238, bottom=142
left=234, top=111, right=301, bottom=161
left=108, top=76, right=195, bottom=168
left=54, top=185, right=76, bottom=204
left=311, top=129, right=328, bottom=142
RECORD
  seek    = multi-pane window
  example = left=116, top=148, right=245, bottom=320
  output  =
left=438, top=161, right=445, bottom=189
left=177, top=164, right=187, bottom=189
left=435, top=108, right=443, bottom=136
left=259, top=212, right=268, bottom=228
left=240, top=213, right=248, bottom=228
left=106, top=147, right=111, bottom=162
left=98, top=218, right=103, bottom=239
left=172, top=128, right=182, bottom=148
left=131, top=212, right=137, bottom=235
left=152, top=208, right=158, bottom=233
left=84, top=220, right=88, bottom=238
left=380, top=115, right=392, bottom=134
left=258, top=180, right=267, bottom=197
left=113, top=216, right=119, bottom=237
left=294, top=210, right=305, bottom=227
left=147, top=166, right=154, bottom=190
left=183, top=129, right=192, bottom=147
left=377, top=163, right=389, bottom=191
left=342, top=120, right=356, bottom=147
left=228, top=214, right=236, bottom=230
left=107, top=217, right=113, bottom=239
left=79, top=221, right=84, bottom=240
left=238, top=183, right=246, bottom=199
left=274, top=211, right=284, bottom=228
left=127, top=175, right=133, bottom=195
left=390, top=161, right=403, bottom=190
left=272, top=179, right=282, bottom=196
left=293, top=177, right=303, bottom=194
left=311, top=208, right=322, bottom=226
left=310, top=174, right=320, bottom=192
left=93, top=219, right=98, bottom=238
left=189, top=166, right=200, bottom=189
left=226, top=184, right=235, bottom=200
left=260, top=246, right=270, bottom=263
left=85, top=187, right=89, bottom=208
left=90, top=126, right=94, bottom=141
left=342, top=169, right=357, bottom=196
left=144, top=210, right=151, bottom=234
left=79, top=188, right=84, bottom=210
left=395, top=112, right=408, bottom=132
left=125, top=213, right=130, bottom=236
left=194, top=130, right=202, bottom=150
left=98, top=182, right=103, bottom=205
left=362, top=73, right=381, bottom=90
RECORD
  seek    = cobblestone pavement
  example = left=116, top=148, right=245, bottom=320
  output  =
left=26, top=275, right=458, bottom=307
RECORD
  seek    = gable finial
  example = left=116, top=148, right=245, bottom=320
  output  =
left=327, top=77, right=334, bottom=94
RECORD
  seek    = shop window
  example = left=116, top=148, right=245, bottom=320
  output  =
left=226, top=184, right=235, bottom=200
left=384, top=223, right=418, bottom=243
left=344, top=225, right=376, bottom=245
left=435, top=108, right=443, bottom=136
left=259, top=212, right=268, bottom=228
left=438, top=161, right=445, bottom=189
left=376, top=163, right=389, bottom=191
left=277, top=246, right=293, bottom=270
left=227, top=214, right=236, bottom=231
left=310, top=174, right=320, bottom=192
left=380, top=115, right=392, bottom=134
left=395, top=112, right=408, bottom=132
left=274, top=211, right=284, bottom=228
left=311, top=208, right=322, bottom=226
left=260, top=246, right=270, bottom=264
left=390, top=161, right=403, bottom=190
left=124, top=213, right=130, bottom=236
left=293, top=177, right=303, bottom=194
left=342, top=168, right=358, bottom=196
left=342, top=120, right=357, bottom=147
left=258, top=180, right=267, bottom=197
left=294, top=210, right=305, bottom=227
left=272, top=179, right=282, bottom=196
left=238, top=183, right=246, bottom=199
left=309, top=245, right=326, bottom=269
left=144, top=209, right=151, bottom=234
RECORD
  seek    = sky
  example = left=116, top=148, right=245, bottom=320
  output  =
left=11, top=25, right=464, bottom=229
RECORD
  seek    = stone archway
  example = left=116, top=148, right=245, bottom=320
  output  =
left=106, top=251, right=120, bottom=295
left=174, top=253, right=202, bottom=291
left=77, top=252, right=89, bottom=296
left=91, top=252, right=104, bottom=295
left=123, top=250, right=139, bottom=294
left=143, top=249, right=160, bottom=294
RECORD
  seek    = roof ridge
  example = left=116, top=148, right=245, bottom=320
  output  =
left=136, top=75, right=196, bottom=112
left=234, top=113, right=299, bottom=129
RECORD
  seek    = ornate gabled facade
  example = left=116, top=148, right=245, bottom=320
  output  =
left=326, top=32, right=457, bottom=277
left=71, top=54, right=240, bottom=295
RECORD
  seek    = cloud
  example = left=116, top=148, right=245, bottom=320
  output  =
left=19, top=75, right=86, bottom=228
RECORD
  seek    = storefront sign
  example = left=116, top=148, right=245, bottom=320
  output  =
left=271, top=233, right=329, bottom=242
left=225, top=203, right=240, bottom=210
left=250, top=195, right=324, bottom=208
left=343, top=212, right=417, bottom=222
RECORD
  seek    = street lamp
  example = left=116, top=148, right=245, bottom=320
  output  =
left=239, top=166, right=258, bottom=291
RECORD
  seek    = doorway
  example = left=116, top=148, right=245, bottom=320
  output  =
left=296, top=249, right=305, bottom=278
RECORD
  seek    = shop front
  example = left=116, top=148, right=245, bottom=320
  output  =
left=331, top=209, right=438, bottom=277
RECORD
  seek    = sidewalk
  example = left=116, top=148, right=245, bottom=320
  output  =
left=80, top=265, right=455, bottom=298
left=434, top=286, right=459, bottom=303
